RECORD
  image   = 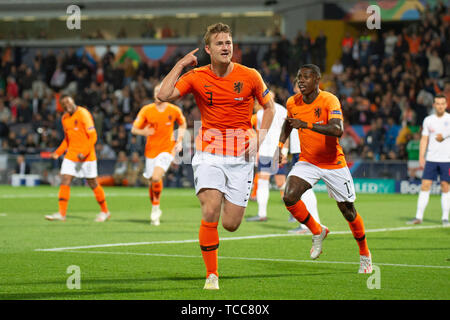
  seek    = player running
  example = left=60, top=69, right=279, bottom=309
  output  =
left=287, top=80, right=321, bottom=233
left=278, top=64, right=372, bottom=273
left=131, top=84, right=186, bottom=226
left=158, top=23, right=275, bottom=289
left=45, top=94, right=110, bottom=222
left=407, top=94, right=450, bottom=227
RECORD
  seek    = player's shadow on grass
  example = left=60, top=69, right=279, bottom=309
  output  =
left=399, top=216, right=442, bottom=224
left=0, top=287, right=188, bottom=300
left=5, top=271, right=350, bottom=289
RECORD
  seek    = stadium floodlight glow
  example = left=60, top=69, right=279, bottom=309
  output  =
left=143, top=14, right=155, bottom=19
left=3, top=16, right=14, bottom=21
left=22, top=16, right=36, bottom=21
left=175, top=13, right=199, bottom=19
left=244, top=11, right=273, bottom=17
left=220, top=12, right=235, bottom=17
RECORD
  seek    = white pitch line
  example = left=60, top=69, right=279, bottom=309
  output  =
left=0, top=213, right=7, bottom=216
left=34, top=224, right=447, bottom=252
left=61, top=250, right=450, bottom=270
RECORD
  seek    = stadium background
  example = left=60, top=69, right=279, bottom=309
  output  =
left=0, top=0, right=449, bottom=195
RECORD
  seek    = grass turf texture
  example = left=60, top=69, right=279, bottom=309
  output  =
left=0, top=185, right=449, bottom=300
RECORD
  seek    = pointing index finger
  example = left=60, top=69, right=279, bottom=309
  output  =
left=189, top=48, right=199, bottom=55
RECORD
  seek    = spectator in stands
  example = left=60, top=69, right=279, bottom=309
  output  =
left=14, top=154, right=30, bottom=174
left=127, top=151, right=145, bottom=187
left=96, top=141, right=116, bottom=160
left=426, top=48, right=444, bottom=79
left=363, top=118, right=386, bottom=160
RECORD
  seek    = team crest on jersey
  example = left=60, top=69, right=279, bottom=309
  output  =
left=168, top=115, right=172, bottom=121
left=74, top=119, right=78, bottom=126
left=234, top=81, right=243, bottom=94
left=314, top=108, right=322, bottom=119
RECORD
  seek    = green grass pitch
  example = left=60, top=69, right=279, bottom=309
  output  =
left=0, top=185, right=449, bottom=300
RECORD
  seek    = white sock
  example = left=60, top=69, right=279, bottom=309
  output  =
left=301, top=189, right=320, bottom=224
left=152, top=204, right=160, bottom=211
left=415, top=190, right=430, bottom=220
left=441, top=192, right=449, bottom=221
left=257, top=178, right=270, bottom=218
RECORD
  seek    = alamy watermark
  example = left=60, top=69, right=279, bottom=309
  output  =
left=366, top=5, right=381, bottom=30
left=66, top=265, right=81, bottom=289
left=366, top=265, right=381, bottom=289
left=66, top=5, right=81, bottom=30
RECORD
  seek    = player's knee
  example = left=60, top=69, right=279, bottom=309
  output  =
left=222, top=220, right=240, bottom=232
left=338, top=202, right=356, bottom=221
left=283, top=190, right=300, bottom=206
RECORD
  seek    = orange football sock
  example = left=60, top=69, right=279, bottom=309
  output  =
left=286, top=200, right=322, bottom=235
left=58, top=185, right=70, bottom=216
left=148, top=185, right=154, bottom=203
left=348, top=213, right=370, bottom=256
left=250, top=173, right=258, bottom=198
left=151, top=180, right=163, bottom=206
left=93, top=185, right=108, bottom=213
left=199, top=220, right=219, bottom=278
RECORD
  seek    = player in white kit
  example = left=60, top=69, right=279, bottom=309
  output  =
left=407, top=94, right=450, bottom=226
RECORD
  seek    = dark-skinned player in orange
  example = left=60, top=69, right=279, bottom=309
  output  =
left=278, top=64, right=372, bottom=273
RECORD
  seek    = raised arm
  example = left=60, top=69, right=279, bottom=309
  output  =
left=158, top=48, right=199, bottom=102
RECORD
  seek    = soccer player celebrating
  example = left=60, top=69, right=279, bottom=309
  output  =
left=278, top=64, right=372, bottom=273
left=287, top=80, right=321, bottom=234
left=407, top=94, right=450, bottom=227
left=158, top=23, right=275, bottom=289
left=45, top=94, right=110, bottom=222
left=131, top=83, right=187, bottom=226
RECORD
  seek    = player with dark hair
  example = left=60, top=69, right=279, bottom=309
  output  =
left=45, top=94, right=110, bottom=222
left=278, top=64, right=372, bottom=273
left=407, top=94, right=450, bottom=226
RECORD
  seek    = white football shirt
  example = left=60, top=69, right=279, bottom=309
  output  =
left=257, top=102, right=287, bottom=157
left=422, top=112, right=450, bottom=162
left=290, top=128, right=300, bottom=154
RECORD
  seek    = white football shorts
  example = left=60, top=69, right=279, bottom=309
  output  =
left=60, top=158, right=98, bottom=179
left=143, top=152, right=174, bottom=179
left=288, top=161, right=356, bottom=202
left=192, top=151, right=254, bottom=207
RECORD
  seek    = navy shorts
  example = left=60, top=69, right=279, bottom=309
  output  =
left=422, top=161, right=450, bottom=182
left=291, top=153, right=300, bottom=165
left=258, top=155, right=287, bottom=175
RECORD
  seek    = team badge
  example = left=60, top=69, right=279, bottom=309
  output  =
left=234, top=81, right=243, bottom=94
left=314, top=108, right=322, bottom=119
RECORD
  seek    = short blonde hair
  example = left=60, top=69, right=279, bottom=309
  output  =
left=203, top=22, right=232, bottom=45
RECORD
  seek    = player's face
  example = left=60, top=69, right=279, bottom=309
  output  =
left=61, top=97, right=77, bottom=114
left=205, top=32, right=233, bottom=65
left=433, top=97, right=447, bottom=116
left=297, top=68, right=319, bottom=96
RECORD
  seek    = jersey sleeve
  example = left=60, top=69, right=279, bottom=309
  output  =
left=326, top=94, right=344, bottom=121
left=175, top=70, right=195, bottom=97
left=80, top=108, right=96, bottom=133
left=175, top=106, right=186, bottom=125
left=286, top=97, right=294, bottom=118
left=250, top=69, right=271, bottom=107
left=133, top=107, right=148, bottom=129
left=421, top=117, right=429, bottom=136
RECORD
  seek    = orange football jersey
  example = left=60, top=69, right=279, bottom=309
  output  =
left=286, top=90, right=346, bottom=169
left=175, top=63, right=270, bottom=156
left=133, top=103, right=185, bottom=158
left=55, top=106, right=97, bottom=162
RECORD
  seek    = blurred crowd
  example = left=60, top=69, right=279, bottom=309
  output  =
left=0, top=3, right=449, bottom=185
